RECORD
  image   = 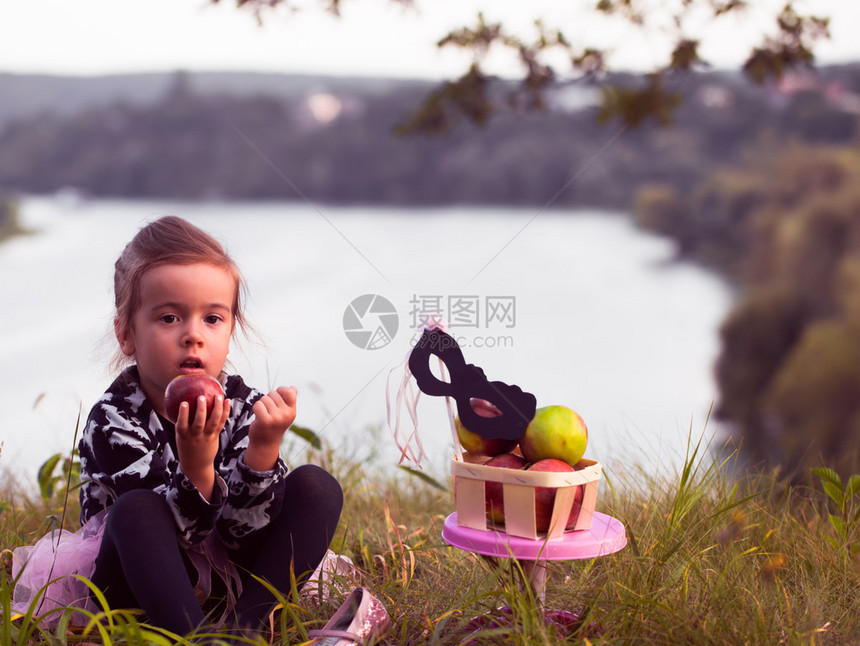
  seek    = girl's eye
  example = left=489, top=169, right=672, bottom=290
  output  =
left=159, top=314, right=179, bottom=324
left=205, top=315, right=223, bottom=325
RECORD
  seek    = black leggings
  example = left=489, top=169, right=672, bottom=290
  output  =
left=89, top=464, right=343, bottom=635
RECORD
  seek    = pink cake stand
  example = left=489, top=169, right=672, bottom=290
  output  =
left=442, top=511, right=626, bottom=604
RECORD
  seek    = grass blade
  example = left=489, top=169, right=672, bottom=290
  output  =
left=397, top=465, right=448, bottom=491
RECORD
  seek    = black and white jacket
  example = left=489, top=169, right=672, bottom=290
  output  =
left=79, top=366, right=288, bottom=550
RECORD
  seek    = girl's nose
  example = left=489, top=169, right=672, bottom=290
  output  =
left=182, top=323, right=203, bottom=346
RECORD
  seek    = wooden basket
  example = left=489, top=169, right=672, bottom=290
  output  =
left=451, top=454, right=601, bottom=540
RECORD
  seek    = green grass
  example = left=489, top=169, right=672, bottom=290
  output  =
left=3, top=430, right=860, bottom=645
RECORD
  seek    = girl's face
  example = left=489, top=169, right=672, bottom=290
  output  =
left=116, top=262, right=236, bottom=416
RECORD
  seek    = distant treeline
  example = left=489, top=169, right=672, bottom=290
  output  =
left=635, top=136, right=860, bottom=479
left=0, top=67, right=857, bottom=206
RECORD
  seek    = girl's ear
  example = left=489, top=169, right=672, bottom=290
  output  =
left=114, top=318, right=135, bottom=357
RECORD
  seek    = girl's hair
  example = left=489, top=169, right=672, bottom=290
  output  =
left=112, top=216, right=249, bottom=370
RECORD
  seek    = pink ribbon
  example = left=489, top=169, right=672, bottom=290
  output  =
left=386, top=321, right=456, bottom=469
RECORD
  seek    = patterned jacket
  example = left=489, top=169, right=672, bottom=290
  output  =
left=79, top=367, right=288, bottom=550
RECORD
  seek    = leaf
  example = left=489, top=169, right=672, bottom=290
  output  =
left=37, top=453, right=62, bottom=499
left=597, top=73, right=683, bottom=127
left=846, top=474, right=860, bottom=498
left=669, top=39, right=703, bottom=72
left=288, top=424, right=322, bottom=450
left=37, top=453, right=61, bottom=482
left=812, top=466, right=843, bottom=488
left=829, top=513, right=847, bottom=539
left=822, top=481, right=845, bottom=508
left=67, top=480, right=88, bottom=493
left=137, top=630, right=176, bottom=646
left=625, top=522, right=640, bottom=558
left=397, top=466, right=448, bottom=491
left=396, top=64, right=493, bottom=135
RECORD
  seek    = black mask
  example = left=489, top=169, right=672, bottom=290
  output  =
left=408, top=328, right=536, bottom=441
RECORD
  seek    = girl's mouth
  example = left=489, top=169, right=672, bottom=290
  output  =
left=180, top=358, right=203, bottom=372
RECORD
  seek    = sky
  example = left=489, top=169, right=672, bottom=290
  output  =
left=0, top=0, right=858, bottom=80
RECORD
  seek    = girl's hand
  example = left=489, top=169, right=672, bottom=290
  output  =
left=175, top=394, right=230, bottom=501
left=244, top=386, right=297, bottom=472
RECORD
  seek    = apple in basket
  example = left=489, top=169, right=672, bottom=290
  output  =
left=163, top=374, right=225, bottom=423
left=519, top=405, right=588, bottom=467
left=483, top=452, right=527, bottom=524
left=528, top=458, right=585, bottom=532
left=456, top=398, right=519, bottom=457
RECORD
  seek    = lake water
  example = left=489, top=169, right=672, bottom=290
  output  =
left=0, top=196, right=734, bottom=483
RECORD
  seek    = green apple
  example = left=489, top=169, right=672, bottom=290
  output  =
left=519, top=405, right=588, bottom=467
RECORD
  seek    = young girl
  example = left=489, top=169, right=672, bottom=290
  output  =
left=25, top=216, right=344, bottom=636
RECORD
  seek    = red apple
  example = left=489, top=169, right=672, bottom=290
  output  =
left=456, top=398, right=518, bottom=457
left=528, top=458, right=585, bottom=532
left=483, top=452, right=527, bottom=525
left=163, top=374, right=225, bottom=423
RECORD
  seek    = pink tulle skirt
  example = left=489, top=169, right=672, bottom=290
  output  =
left=11, top=510, right=106, bottom=626
left=11, top=509, right=243, bottom=628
